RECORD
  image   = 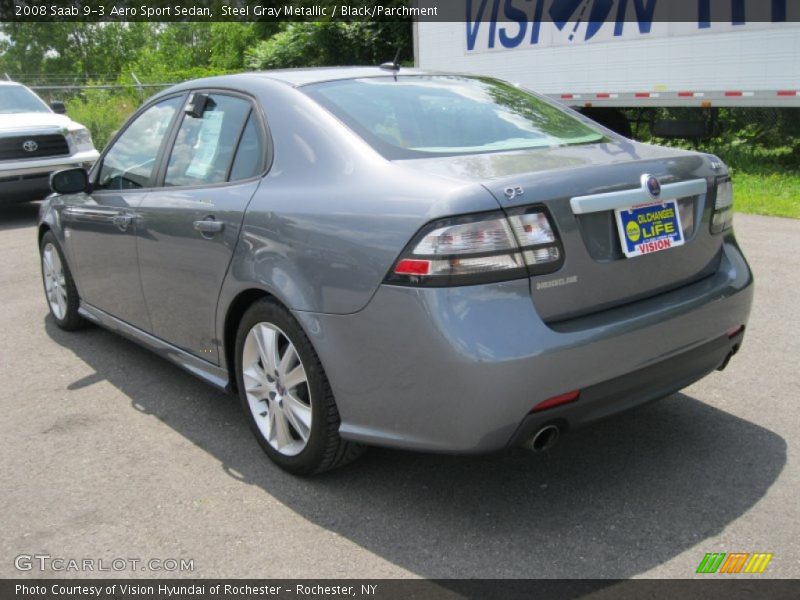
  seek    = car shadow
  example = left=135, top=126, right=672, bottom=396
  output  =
left=45, top=315, right=786, bottom=580
left=0, top=202, right=41, bottom=232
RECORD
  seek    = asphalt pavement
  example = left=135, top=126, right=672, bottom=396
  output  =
left=1, top=202, right=798, bottom=580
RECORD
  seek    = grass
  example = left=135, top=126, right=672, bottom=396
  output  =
left=731, top=171, right=800, bottom=219
left=642, top=128, right=800, bottom=219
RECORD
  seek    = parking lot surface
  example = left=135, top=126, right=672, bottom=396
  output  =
left=1, top=203, right=798, bottom=579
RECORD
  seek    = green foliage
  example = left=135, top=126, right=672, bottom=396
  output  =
left=0, top=22, right=256, bottom=81
left=0, top=20, right=410, bottom=82
left=245, top=21, right=412, bottom=70
left=632, top=107, right=800, bottom=174
left=245, top=23, right=317, bottom=69
left=0, top=23, right=152, bottom=80
left=65, top=88, right=138, bottom=151
left=732, top=172, right=800, bottom=219
left=124, top=23, right=254, bottom=78
left=629, top=107, right=800, bottom=218
left=1, top=19, right=408, bottom=148
left=208, top=22, right=259, bottom=70
left=0, top=21, right=260, bottom=151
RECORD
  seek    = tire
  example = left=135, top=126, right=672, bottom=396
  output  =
left=235, top=298, right=365, bottom=475
left=40, top=231, right=85, bottom=331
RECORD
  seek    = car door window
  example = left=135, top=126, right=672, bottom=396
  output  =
left=95, top=96, right=182, bottom=191
left=164, top=94, right=253, bottom=187
left=228, top=114, right=265, bottom=181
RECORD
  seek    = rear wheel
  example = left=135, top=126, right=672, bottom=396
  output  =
left=40, top=231, right=85, bottom=331
left=235, top=298, right=364, bottom=474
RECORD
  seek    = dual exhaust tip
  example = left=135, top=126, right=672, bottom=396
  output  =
left=525, top=424, right=561, bottom=453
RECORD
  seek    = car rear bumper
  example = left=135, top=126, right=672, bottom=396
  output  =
left=294, top=236, right=753, bottom=453
left=508, top=326, right=744, bottom=448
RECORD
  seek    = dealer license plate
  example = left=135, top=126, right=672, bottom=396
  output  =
left=614, top=200, right=685, bottom=258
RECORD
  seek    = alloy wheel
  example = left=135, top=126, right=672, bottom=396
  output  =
left=242, top=322, right=312, bottom=456
left=42, top=243, right=67, bottom=320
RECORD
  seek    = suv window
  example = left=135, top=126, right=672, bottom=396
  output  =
left=96, top=96, right=182, bottom=191
left=164, top=94, right=253, bottom=187
left=0, top=85, right=50, bottom=114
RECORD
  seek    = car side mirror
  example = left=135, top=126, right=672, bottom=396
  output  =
left=50, top=101, right=67, bottom=115
left=50, top=168, right=91, bottom=195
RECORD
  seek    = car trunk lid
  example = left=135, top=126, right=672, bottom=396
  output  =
left=397, top=141, right=724, bottom=322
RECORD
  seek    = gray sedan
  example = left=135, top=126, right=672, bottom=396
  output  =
left=38, top=68, right=753, bottom=474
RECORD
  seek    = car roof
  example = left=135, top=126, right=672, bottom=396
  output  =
left=157, top=67, right=444, bottom=99
left=238, top=66, right=432, bottom=87
left=5, top=69, right=437, bottom=95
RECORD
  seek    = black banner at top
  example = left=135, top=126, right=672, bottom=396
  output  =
left=1, top=0, right=799, bottom=22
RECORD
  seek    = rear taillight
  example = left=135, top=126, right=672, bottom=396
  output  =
left=507, top=208, right=563, bottom=273
left=710, top=177, right=733, bottom=234
left=386, top=208, right=563, bottom=286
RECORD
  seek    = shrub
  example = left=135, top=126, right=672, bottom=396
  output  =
left=65, top=88, right=138, bottom=151
left=245, top=22, right=412, bottom=70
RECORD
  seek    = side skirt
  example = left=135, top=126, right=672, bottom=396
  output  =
left=78, top=302, right=232, bottom=393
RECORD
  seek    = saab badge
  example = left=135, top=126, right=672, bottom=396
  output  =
left=641, top=174, right=661, bottom=199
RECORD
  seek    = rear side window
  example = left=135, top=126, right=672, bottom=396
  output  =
left=304, top=75, right=607, bottom=159
left=164, top=94, right=255, bottom=187
left=229, top=114, right=264, bottom=181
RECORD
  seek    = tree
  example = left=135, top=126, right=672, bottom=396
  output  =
left=245, top=21, right=412, bottom=70
left=208, top=22, right=259, bottom=70
left=0, top=22, right=256, bottom=82
left=0, top=22, right=152, bottom=82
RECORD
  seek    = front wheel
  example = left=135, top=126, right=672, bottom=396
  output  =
left=40, top=231, right=85, bottom=331
left=235, top=298, right=364, bottom=475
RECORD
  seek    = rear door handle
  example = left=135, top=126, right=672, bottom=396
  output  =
left=194, top=218, right=224, bottom=234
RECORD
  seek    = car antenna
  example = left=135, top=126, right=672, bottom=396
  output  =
left=379, top=50, right=402, bottom=80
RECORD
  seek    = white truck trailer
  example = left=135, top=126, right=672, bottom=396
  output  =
left=414, top=0, right=800, bottom=135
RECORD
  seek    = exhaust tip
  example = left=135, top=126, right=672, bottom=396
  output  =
left=527, top=424, right=560, bottom=453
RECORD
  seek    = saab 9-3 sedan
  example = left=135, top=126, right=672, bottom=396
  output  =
left=39, top=68, right=752, bottom=474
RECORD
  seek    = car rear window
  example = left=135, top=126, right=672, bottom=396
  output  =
left=304, top=75, right=607, bottom=159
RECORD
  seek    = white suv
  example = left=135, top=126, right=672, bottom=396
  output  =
left=1, top=81, right=99, bottom=204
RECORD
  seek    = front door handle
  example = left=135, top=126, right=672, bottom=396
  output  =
left=111, top=214, right=134, bottom=230
left=194, top=218, right=224, bottom=235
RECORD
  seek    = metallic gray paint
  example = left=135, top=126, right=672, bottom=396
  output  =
left=39, top=69, right=754, bottom=454
left=469, top=151, right=724, bottom=322
left=61, top=190, right=152, bottom=331
left=570, top=178, right=707, bottom=214
left=78, top=302, right=229, bottom=391
left=294, top=237, right=752, bottom=452
left=136, top=179, right=261, bottom=362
